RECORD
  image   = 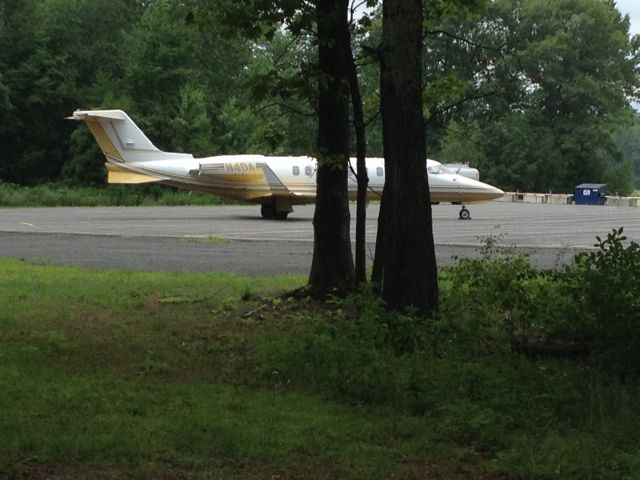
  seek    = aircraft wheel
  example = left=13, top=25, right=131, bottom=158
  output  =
left=459, top=207, right=471, bottom=220
left=274, top=211, right=289, bottom=220
left=261, top=203, right=275, bottom=219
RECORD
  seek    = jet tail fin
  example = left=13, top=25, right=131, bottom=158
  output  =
left=70, top=109, right=193, bottom=164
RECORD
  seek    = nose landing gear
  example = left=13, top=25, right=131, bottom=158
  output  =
left=458, top=206, right=471, bottom=220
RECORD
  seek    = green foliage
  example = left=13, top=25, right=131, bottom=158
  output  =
left=61, top=127, right=106, bottom=184
left=0, top=181, right=237, bottom=207
left=252, top=262, right=640, bottom=479
left=214, top=32, right=318, bottom=155
left=423, top=75, right=469, bottom=121
left=603, top=156, right=635, bottom=196
left=2, top=0, right=637, bottom=194
left=614, top=114, right=640, bottom=188
left=429, top=0, right=638, bottom=192
left=0, top=0, right=140, bottom=184
left=436, top=229, right=640, bottom=377
left=491, top=431, right=640, bottom=480
left=568, top=228, right=640, bottom=374
left=172, top=83, right=214, bottom=156
left=3, top=232, right=640, bottom=478
left=438, top=236, right=541, bottom=353
left=438, top=119, right=486, bottom=168
left=259, top=229, right=640, bottom=413
left=255, top=289, right=411, bottom=406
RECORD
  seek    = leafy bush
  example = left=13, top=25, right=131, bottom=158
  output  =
left=436, top=235, right=578, bottom=357
left=566, top=228, right=640, bottom=375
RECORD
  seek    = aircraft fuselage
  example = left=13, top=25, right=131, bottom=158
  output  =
left=72, top=109, right=504, bottom=220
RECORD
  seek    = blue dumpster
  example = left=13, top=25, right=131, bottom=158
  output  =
left=575, top=183, right=607, bottom=205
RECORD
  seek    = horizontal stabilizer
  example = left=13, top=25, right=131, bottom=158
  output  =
left=106, top=163, right=160, bottom=184
left=71, top=110, right=128, bottom=121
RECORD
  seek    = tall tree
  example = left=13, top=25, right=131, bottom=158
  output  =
left=0, top=0, right=142, bottom=184
left=375, top=0, right=438, bottom=315
left=222, top=0, right=356, bottom=295
left=308, top=0, right=355, bottom=294
left=430, top=0, right=639, bottom=192
left=345, top=4, right=372, bottom=285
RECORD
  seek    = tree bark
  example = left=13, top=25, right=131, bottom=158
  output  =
left=377, top=0, right=438, bottom=316
left=308, top=0, right=355, bottom=295
left=344, top=26, right=368, bottom=286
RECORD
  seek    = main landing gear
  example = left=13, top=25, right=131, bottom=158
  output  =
left=261, top=201, right=290, bottom=220
left=458, top=206, right=471, bottom=220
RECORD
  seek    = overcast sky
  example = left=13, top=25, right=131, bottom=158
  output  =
left=615, top=0, right=640, bottom=36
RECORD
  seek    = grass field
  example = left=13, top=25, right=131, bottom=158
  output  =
left=1, top=256, right=639, bottom=479
left=0, top=182, right=236, bottom=207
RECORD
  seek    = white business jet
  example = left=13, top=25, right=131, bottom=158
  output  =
left=70, top=109, right=503, bottom=220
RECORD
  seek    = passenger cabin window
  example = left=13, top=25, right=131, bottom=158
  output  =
left=305, top=166, right=312, bottom=176
left=293, top=166, right=300, bottom=175
left=376, top=167, right=384, bottom=177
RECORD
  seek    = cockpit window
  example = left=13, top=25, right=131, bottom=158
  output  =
left=426, top=164, right=454, bottom=175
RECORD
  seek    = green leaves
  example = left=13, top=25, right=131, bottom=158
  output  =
left=430, top=0, right=638, bottom=192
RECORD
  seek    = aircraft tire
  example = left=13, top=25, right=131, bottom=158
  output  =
left=459, top=207, right=471, bottom=220
left=274, top=211, right=289, bottom=220
left=261, top=203, right=275, bottom=219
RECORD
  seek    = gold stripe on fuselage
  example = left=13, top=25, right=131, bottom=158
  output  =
left=208, top=173, right=266, bottom=184
left=161, top=181, right=316, bottom=204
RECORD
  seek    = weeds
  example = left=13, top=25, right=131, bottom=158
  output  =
left=0, top=181, right=237, bottom=207
left=255, top=230, right=640, bottom=479
left=2, top=230, right=640, bottom=479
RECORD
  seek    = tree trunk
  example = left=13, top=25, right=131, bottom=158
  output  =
left=371, top=190, right=386, bottom=289
left=308, top=0, right=355, bottom=295
left=377, top=0, right=438, bottom=316
left=344, top=26, right=368, bottom=286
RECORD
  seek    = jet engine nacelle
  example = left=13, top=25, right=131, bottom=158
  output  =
left=444, top=163, right=480, bottom=181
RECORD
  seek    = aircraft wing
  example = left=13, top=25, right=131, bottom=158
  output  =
left=261, top=163, right=300, bottom=196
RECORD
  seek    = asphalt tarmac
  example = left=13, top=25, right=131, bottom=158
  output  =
left=1, top=202, right=639, bottom=274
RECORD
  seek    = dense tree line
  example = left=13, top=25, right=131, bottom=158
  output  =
left=431, top=0, right=640, bottom=193
left=0, top=0, right=314, bottom=185
left=0, top=0, right=638, bottom=192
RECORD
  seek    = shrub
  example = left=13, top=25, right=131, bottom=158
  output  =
left=437, top=236, right=549, bottom=356
left=567, top=228, right=640, bottom=375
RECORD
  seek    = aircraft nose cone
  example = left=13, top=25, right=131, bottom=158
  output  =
left=487, top=185, right=505, bottom=200
left=456, top=175, right=504, bottom=202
